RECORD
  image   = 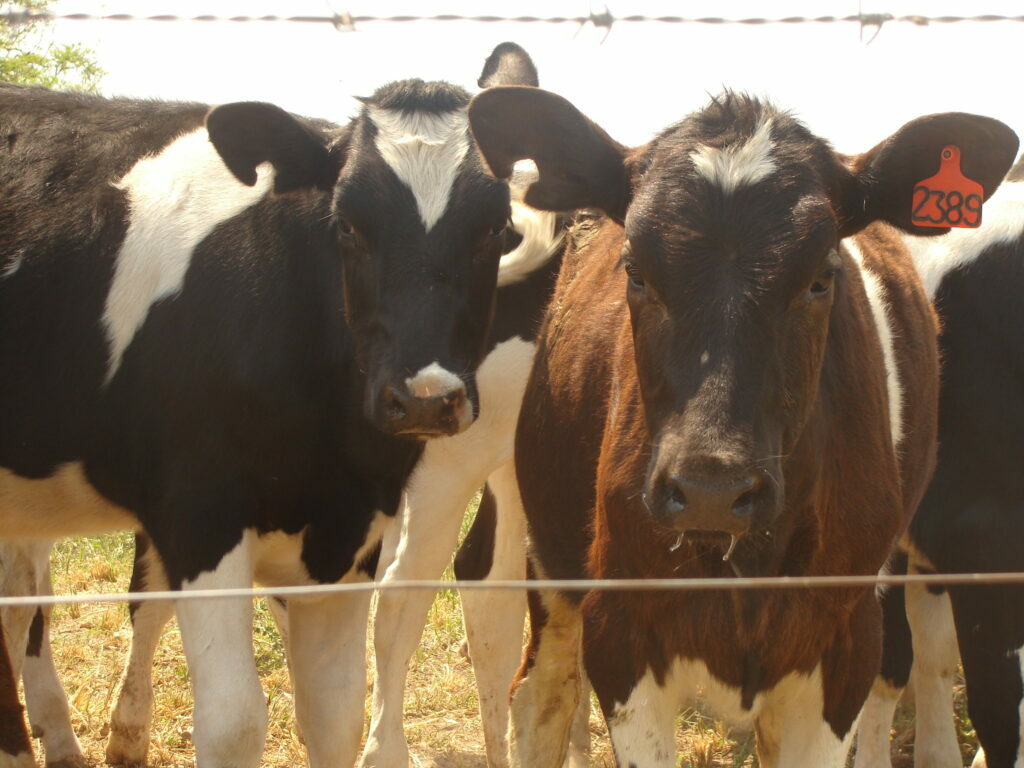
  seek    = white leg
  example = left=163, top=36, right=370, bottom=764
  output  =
left=289, top=590, right=372, bottom=768
left=23, top=556, right=83, bottom=768
left=606, top=669, right=677, bottom=768
left=0, top=611, right=33, bottom=768
left=359, top=447, right=490, bottom=768
left=755, top=667, right=855, bottom=768
left=460, top=462, right=527, bottom=768
left=176, top=532, right=266, bottom=768
left=853, top=678, right=901, bottom=768
left=508, top=592, right=583, bottom=768
left=375, top=514, right=401, bottom=581
left=971, top=747, right=988, bottom=767
left=905, top=582, right=962, bottom=768
left=107, top=540, right=174, bottom=766
left=0, top=541, right=50, bottom=684
left=0, top=751, right=35, bottom=768
left=563, top=675, right=591, bottom=768
left=106, top=601, right=174, bottom=764
left=0, top=541, right=81, bottom=768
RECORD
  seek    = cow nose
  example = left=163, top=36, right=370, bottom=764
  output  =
left=659, top=473, right=764, bottom=535
left=378, top=384, right=469, bottom=438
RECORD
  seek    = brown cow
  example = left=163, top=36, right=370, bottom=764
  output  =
left=468, top=87, right=1018, bottom=767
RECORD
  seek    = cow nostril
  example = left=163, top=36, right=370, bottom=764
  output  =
left=732, top=490, right=756, bottom=517
left=442, top=388, right=465, bottom=410
left=381, top=388, right=408, bottom=423
left=731, top=476, right=764, bottom=517
left=668, top=483, right=687, bottom=511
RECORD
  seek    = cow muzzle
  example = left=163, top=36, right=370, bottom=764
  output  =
left=646, top=469, right=776, bottom=545
left=373, top=364, right=475, bottom=438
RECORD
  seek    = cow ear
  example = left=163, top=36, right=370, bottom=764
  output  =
left=469, top=86, right=631, bottom=222
left=478, top=42, right=540, bottom=88
left=838, top=112, right=1019, bottom=236
left=206, top=102, right=343, bottom=195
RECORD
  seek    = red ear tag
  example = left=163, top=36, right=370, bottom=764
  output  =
left=911, top=145, right=984, bottom=228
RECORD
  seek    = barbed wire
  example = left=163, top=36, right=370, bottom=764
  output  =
left=3, top=571, right=1024, bottom=608
left=3, top=9, right=1024, bottom=36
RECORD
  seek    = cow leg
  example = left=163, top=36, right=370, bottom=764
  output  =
left=360, top=448, right=491, bottom=768
left=949, top=584, right=1024, bottom=768
left=0, top=541, right=47, bottom=687
left=0, top=540, right=83, bottom=767
left=288, top=590, right=372, bottom=768
left=175, top=531, right=266, bottom=768
left=584, top=593, right=676, bottom=768
left=22, top=554, right=84, bottom=768
left=564, top=674, right=591, bottom=768
left=601, top=669, right=677, bottom=768
left=0, top=610, right=33, bottom=768
left=459, top=463, right=528, bottom=768
left=508, top=590, right=583, bottom=768
left=758, top=592, right=881, bottom=768
left=107, top=535, right=174, bottom=766
left=754, top=668, right=857, bottom=768
left=855, top=551, right=912, bottom=768
left=905, top=580, right=962, bottom=768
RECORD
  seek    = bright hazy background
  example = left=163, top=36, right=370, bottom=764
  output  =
left=37, top=0, right=1024, bottom=155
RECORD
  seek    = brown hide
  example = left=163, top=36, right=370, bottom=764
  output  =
left=517, top=212, right=937, bottom=726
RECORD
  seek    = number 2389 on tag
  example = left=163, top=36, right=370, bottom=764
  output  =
left=911, top=145, right=985, bottom=229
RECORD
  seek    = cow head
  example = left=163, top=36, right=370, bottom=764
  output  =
left=470, top=87, right=1017, bottom=558
left=205, top=43, right=540, bottom=438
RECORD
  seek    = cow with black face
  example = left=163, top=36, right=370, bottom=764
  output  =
left=208, top=82, right=506, bottom=439
left=468, top=86, right=1017, bottom=766
left=0, top=44, right=552, bottom=768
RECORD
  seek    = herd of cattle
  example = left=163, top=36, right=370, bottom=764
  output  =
left=0, top=39, right=1021, bottom=768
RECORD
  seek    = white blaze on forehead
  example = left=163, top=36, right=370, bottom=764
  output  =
left=690, top=117, right=776, bottom=194
left=368, top=106, right=470, bottom=232
left=103, top=129, right=274, bottom=381
left=902, top=179, right=1024, bottom=300
left=846, top=238, right=904, bottom=449
left=404, top=361, right=464, bottom=398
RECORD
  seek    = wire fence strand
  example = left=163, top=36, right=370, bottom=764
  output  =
left=4, top=10, right=1024, bottom=30
left=4, top=571, right=1024, bottom=609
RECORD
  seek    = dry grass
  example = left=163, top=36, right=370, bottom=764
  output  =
left=38, top=521, right=979, bottom=767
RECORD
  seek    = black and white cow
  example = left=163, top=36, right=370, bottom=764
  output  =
left=855, top=157, right=1024, bottom=768
left=0, top=43, right=557, bottom=768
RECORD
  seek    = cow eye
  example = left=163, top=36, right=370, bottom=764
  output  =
left=624, top=262, right=645, bottom=289
left=491, top=222, right=508, bottom=239
left=809, top=275, right=832, bottom=296
left=337, top=218, right=355, bottom=239
left=809, top=252, right=841, bottom=298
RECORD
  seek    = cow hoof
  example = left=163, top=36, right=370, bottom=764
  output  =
left=45, top=755, right=88, bottom=768
left=358, top=737, right=410, bottom=768
left=0, top=750, right=37, bottom=768
left=105, top=724, right=149, bottom=766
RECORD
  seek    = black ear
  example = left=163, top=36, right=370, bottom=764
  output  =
left=478, top=42, right=540, bottom=88
left=839, top=112, right=1019, bottom=236
left=469, top=86, right=631, bottom=222
left=206, top=102, right=342, bottom=195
